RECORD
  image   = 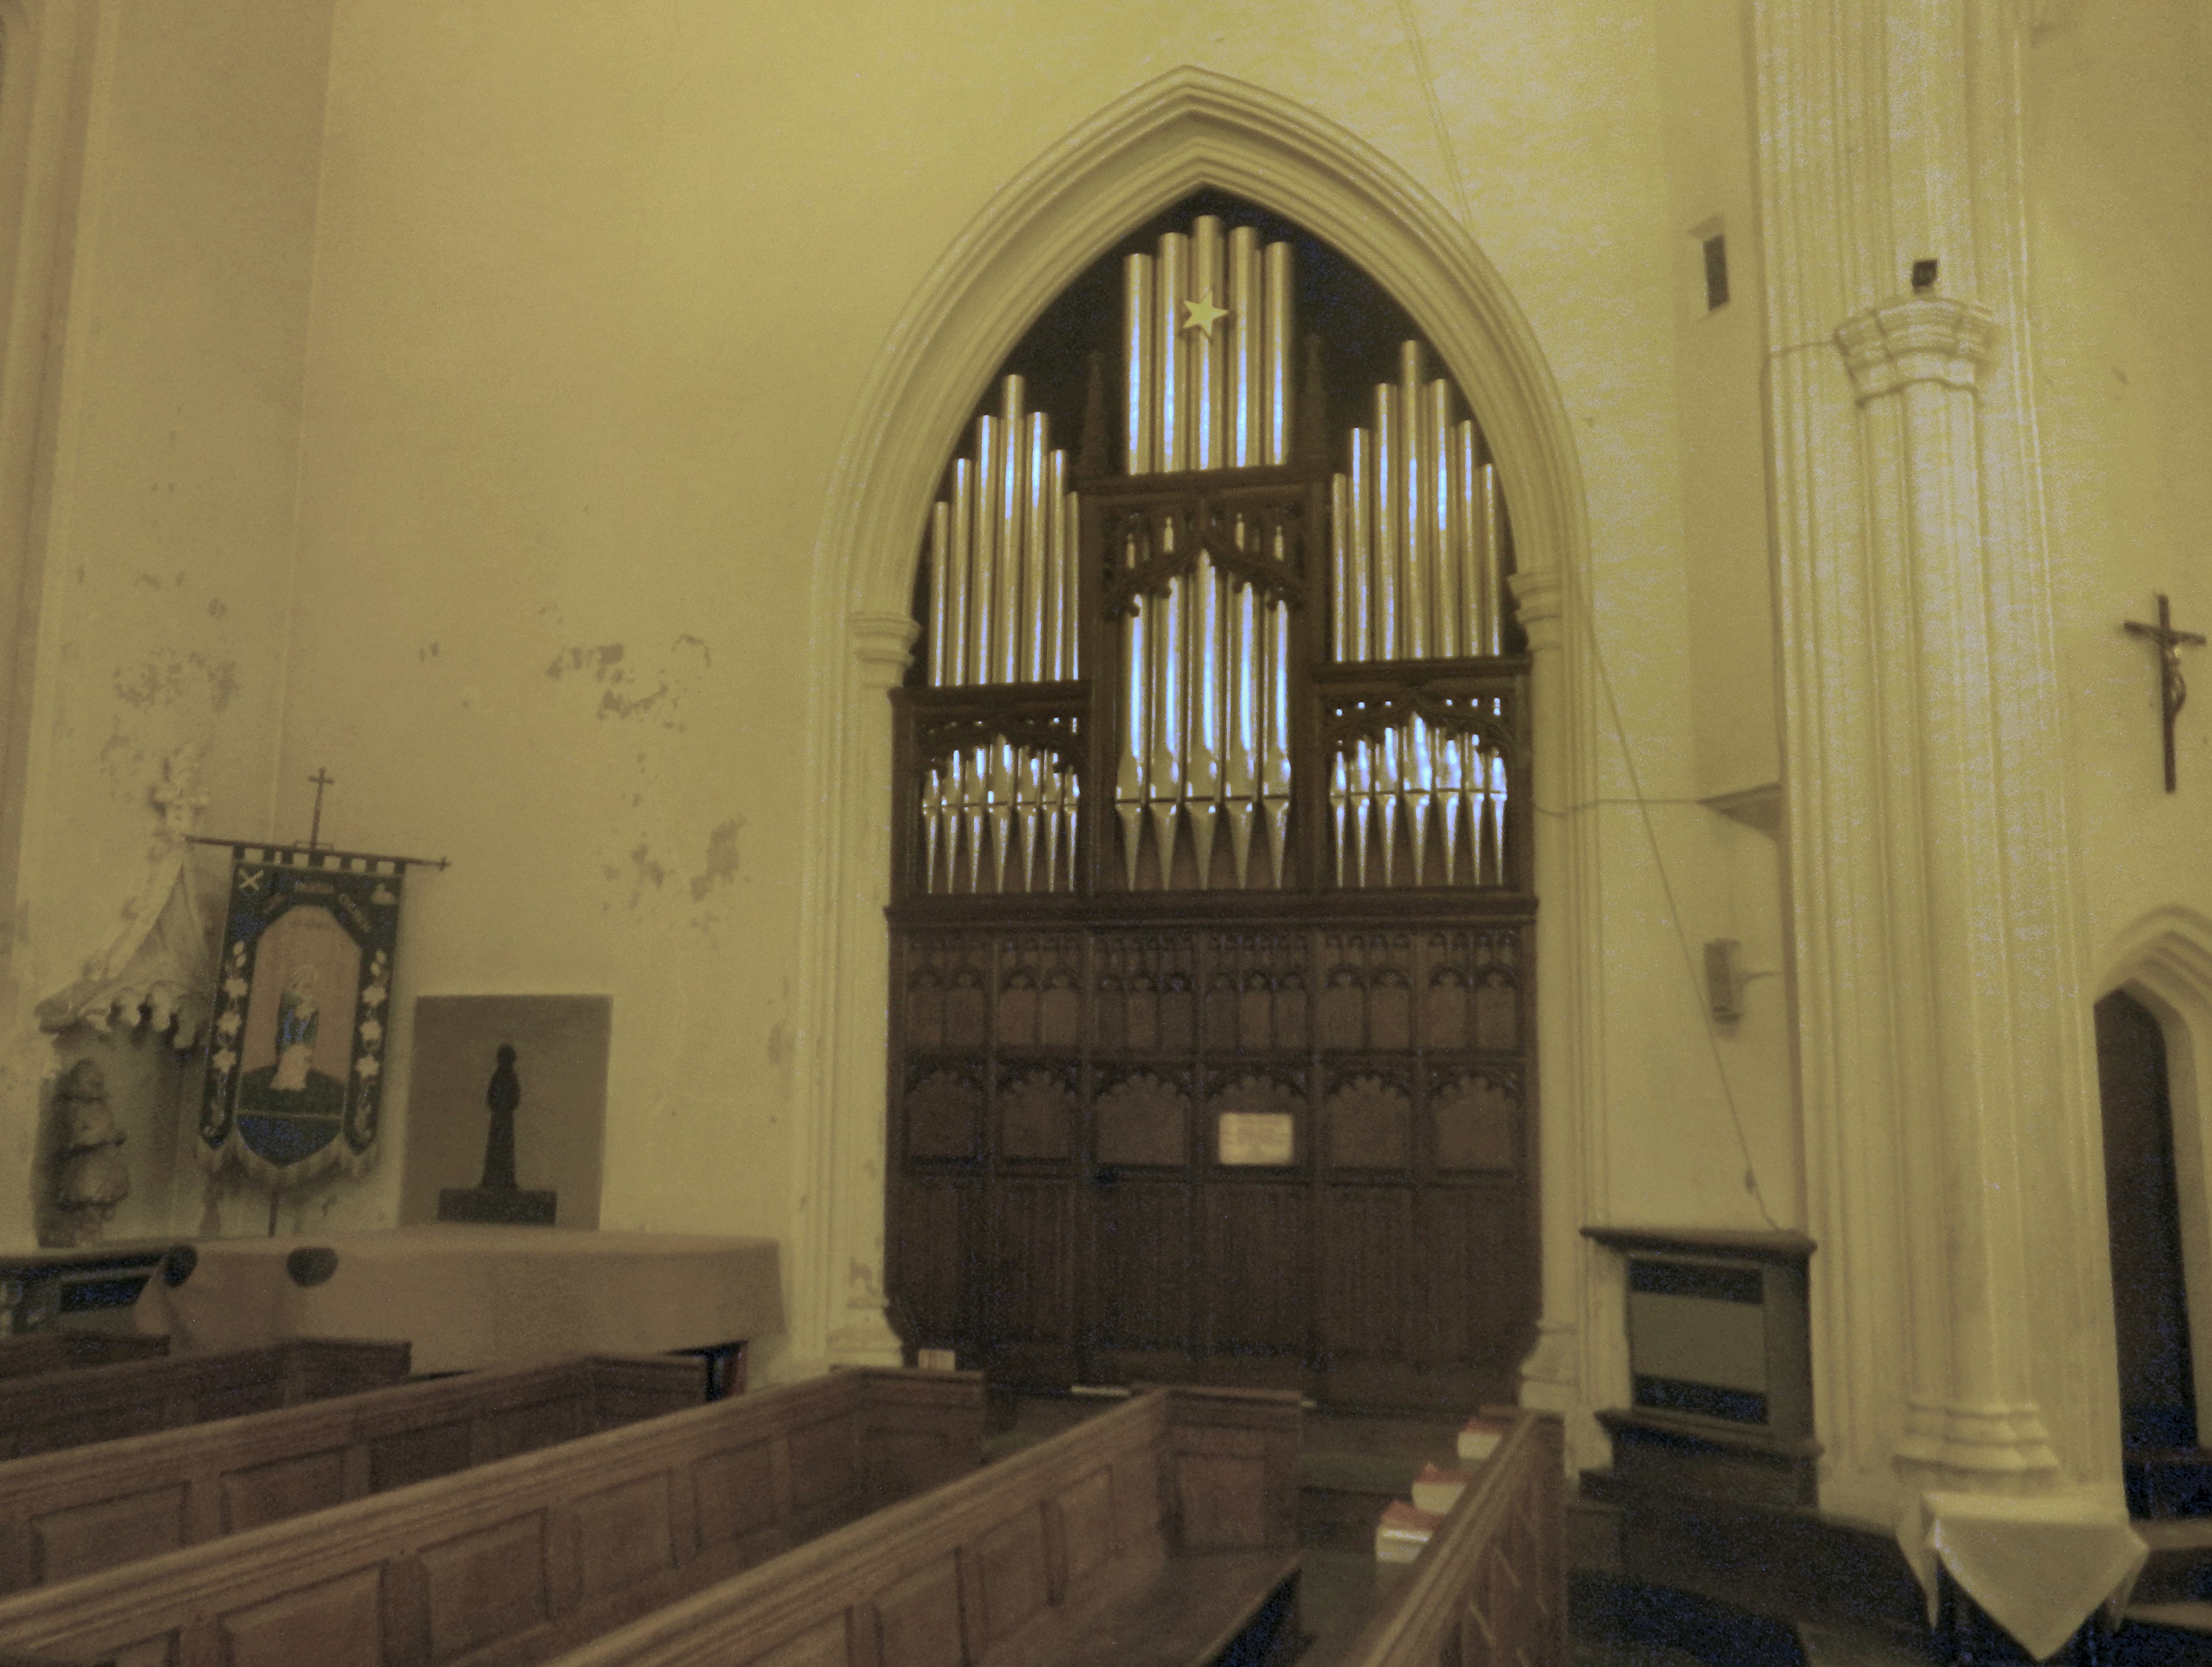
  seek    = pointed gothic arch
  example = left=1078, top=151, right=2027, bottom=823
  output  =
left=2099, top=906, right=2212, bottom=1429
left=782, top=68, right=1605, bottom=1434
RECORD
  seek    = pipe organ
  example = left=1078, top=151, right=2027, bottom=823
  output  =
left=908, top=216, right=1521, bottom=898
left=888, top=204, right=1535, bottom=1410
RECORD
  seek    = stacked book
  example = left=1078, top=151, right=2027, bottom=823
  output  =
left=1373, top=1414, right=1509, bottom=1562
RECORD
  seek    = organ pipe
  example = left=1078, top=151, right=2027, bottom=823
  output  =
left=1326, top=342, right=1512, bottom=888
left=923, top=210, right=1514, bottom=899
left=918, top=373, right=1082, bottom=896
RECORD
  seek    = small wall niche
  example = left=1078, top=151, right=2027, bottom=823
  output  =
left=1692, top=216, right=1729, bottom=312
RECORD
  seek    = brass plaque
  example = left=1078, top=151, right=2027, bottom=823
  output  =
left=1216, top=1111, right=1295, bottom=1166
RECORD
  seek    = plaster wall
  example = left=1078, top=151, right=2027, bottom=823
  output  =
left=2028, top=2, right=2212, bottom=956
left=280, top=0, right=1785, bottom=1310
left=0, top=0, right=335, bottom=1250
left=2027, top=0, right=2212, bottom=1447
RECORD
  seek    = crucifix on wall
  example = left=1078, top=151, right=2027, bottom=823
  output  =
left=2124, top=593, right=2205, bottom=792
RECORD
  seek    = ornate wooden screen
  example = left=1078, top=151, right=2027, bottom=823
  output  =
left=887, top=210, right=1536, bottom=1410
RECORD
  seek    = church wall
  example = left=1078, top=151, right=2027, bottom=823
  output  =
left=2026, top=2, right=2212, bottom=960
left=274, top=1, right=1796, bottom=1357
left=2026, top=0, right=2212, bottom=1452
left=0, top=0, right=336, bottom=1250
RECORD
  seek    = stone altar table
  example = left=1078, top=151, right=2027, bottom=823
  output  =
left=131, top=1225, right=782, bottom=1375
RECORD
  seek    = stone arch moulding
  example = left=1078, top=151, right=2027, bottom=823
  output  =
left=782, top=67, right=1610, bottom=1451
left=2098, top=905, right=2212, bottom=1431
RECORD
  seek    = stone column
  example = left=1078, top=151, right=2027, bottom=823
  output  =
left=1510, top=566, right=1612, bottom=1469
left=808, top=611, right=914, bottom=1369
left=1751, top=0, right=2114, bottom=1531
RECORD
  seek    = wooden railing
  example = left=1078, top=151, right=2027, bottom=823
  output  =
left=1340, top=1410, right=1568, bottom=1667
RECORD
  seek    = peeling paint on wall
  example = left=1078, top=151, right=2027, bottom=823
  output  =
left=688, top=817, right=742, bottom=901
left=546, top=643, right=624, bottom=680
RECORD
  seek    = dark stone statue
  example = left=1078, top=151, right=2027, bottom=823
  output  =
left=438, top=1041, right=556, bottom=1226
left=480, top=1043, right=519, bottom=1190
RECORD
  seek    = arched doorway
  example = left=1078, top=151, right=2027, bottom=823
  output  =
left=2099, top=988, right=2200, bottom=1508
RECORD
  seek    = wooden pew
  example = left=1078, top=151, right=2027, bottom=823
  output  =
left=0, top=1366, right=986, bottom=1667
left=0, top=1335, right=168, bottom=1382
left=1336, top=1409, right=1569, bottom=1667
left=531, top=1383, right=1304, bottom=1667
left=0, top=1354, right=706, bottom=1594
left=0, top=1338, right=412, bottom=1462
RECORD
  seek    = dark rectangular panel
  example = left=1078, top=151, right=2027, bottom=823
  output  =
left=989, top=1181, right=1077, bottom=1347
left=1093, top=1183, right=1191, bottom=1354
left=1319, top=1188, right=1413, bottom=1360
left=1205, top=1186, right=1306, bottom=1356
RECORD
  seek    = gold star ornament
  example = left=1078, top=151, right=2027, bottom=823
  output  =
left=1182, top=288, right=1229, bottom=335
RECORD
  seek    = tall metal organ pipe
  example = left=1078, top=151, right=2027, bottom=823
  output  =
left=918, top=373, right=1082, bottom=895
left=1114, top=217, right=1298, bottom=889
left=920, top=216, right=1515, bottom=898
left=1327, top=340, right=1513, bottom=889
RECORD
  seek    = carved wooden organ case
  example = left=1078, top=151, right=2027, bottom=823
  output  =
left=887, top=211, right=1535, bottom=1410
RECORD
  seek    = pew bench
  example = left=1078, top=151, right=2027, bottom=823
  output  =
left=0, top=1337, right=412, bottom=1461
left=0, top=1353, right=705, bottom=1594
left=532, top=1383, right=1304, bottom=1667
left=0, top=1334, right=168, bottom=1382
left=0, top=1366, right=986, bottom=1667
left=1335, top=1408, right=1568, bottom=1667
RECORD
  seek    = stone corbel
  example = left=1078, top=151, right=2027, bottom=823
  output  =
left=1834, top=296, right=1997, bottom=401
left=35, top=746, right=218, bottom=1046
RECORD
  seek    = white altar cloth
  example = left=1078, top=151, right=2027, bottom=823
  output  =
left=132, top=1225, right=783, bottom=1374
left=1902, top=1489, right=2147, bottom=1661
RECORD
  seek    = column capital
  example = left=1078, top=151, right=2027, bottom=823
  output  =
left=1507, top=568, right=1565, bottom=653
left=1833, top=297, right=1997, bottom=402
left=849, top=612, right=920, bottom=689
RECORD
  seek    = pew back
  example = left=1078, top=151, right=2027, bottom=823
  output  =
left=534, top=1383, right=1303, bottom=1667
left=0, top=1338, right=412, bottom=1461
left=0, top=1367, right=985, bottom=1667
left=0, top=1354, right=705, bottom=1594
left=0, top=1336, right=168, bottom=1382
left=1336, top=1410, right=1568, bottom=1667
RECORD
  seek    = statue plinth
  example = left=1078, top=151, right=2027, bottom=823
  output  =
left=436, top=1186, right=557, bottom=1226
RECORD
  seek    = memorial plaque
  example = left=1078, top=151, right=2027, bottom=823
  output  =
left=1216, top=1111, right=1295, bottom=1167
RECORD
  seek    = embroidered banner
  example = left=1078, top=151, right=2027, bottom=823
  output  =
left=198, top=856, right=401, bottom=1185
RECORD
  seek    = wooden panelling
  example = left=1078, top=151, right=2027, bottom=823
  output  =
left=221, top=1566, right=387, bottom=1667
left=974, top=1506, right=1052, bottom=1647
left=1319, top=1189, right=1413, bottom=1361
left=511, top=1386, right=1300, bottom=1667
left=690, top=1440, right=776, bottom=1549
left=1206, top=1188, right=1306, bottom=1356
left=0, top=1355, right=701, bottom=1596
left=1421, top=1190, right=1533, bottom=1385
left=904, top=1067, right=983, bottom=1162
left=1092, top=1185, right=1190, bottom=1355
left=1325, top=1076, right=1411, bottom=1171
left=890, top=911, right=1536, bottom=1408
left=0, top=1340, right=411, bottom=1466
left=998, top=1068, right=1074, bottom=1160
left=0, top=1370, right=985, bottom=1667
left=1093, top=1073, right=1187, bottom=1168
left=369, top=1421, right=474, bottom=1493
left=1431, top=1069, right=1516, bottom=1172
left=421, top=1514, right=547, bottom=1657
left=219, top=1450, right=346, bottom=1535
left=989, top=1182, right=1079, bottom=1358
left=0, top=1334, right=168, bottom=1381
left=890, top=1180, right=974, bottom=1348
left=30, top=1489, right=185, bottom=1587
left=874, top=1556, right=965, bottom=1667
left=1335, top=1411, right=1567, bottom=1667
